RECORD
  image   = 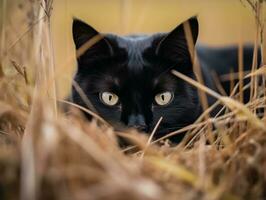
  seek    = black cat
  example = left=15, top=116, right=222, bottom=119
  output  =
left=70, top=16, right=258, bottom=142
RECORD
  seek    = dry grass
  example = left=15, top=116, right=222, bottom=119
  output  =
left=1, top=1, right=266, bottom=200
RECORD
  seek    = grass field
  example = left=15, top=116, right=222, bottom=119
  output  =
left=0, top=0, right=266, bottom=199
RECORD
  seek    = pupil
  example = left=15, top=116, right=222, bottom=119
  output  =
left=161, top=95, right=165, bottom=101
left=109, top=95, right=112, bottom=101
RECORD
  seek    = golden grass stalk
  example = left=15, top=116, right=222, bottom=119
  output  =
left=238, top=36, right=244, bottom=103
left=184, top=19, right=214, bottom=147
left=0, top=0, right=6, bottom=77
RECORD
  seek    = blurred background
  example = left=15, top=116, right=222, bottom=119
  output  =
left=2, top=0, right=259, bottom=98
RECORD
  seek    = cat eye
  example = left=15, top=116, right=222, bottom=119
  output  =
left=154, top=91, right=173, bottom=106
left=99, top=92, right=119, bottom=106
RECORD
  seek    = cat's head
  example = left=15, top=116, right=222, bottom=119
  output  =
left=71, top=17, right=201, bottom=142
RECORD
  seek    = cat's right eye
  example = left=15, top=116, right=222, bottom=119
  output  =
left=99, top=92, right=119, bottom=106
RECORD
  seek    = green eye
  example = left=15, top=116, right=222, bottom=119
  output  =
left=154, top=91, right=173, bottom=106
left=99, top=92, right=119, bottom=106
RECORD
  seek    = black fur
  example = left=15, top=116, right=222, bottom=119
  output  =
left=71, top=17, right=259, bottom=142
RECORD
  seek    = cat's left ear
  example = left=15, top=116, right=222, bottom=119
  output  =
left=155, top=16, right=198, bottom=67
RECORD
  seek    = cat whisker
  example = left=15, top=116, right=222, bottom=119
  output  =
left=140, top=117, right=163, bottom=158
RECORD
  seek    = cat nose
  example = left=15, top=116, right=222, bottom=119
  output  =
left=127, top=114, right=148, bottom=132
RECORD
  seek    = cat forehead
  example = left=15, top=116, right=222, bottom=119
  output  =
left=112, top=35, right=154, bottom=49
left=106, top=34, right=161, bottom=70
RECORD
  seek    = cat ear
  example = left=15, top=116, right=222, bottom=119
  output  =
left=72, top=18, right=113, bottom=57
left=155, top=16, right=198, bottom=67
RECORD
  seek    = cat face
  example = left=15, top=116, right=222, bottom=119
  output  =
left=71, top=17, right=201, bottom=141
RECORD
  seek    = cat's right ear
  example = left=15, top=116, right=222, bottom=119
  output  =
left=72, top=18, right=113, bottom=57
left=155, top=16, right=198, bottom=72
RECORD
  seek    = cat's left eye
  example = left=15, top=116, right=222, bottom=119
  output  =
left=154, top=91, right=173, bottom=106
left=99, top=92, right=119, bottom=106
